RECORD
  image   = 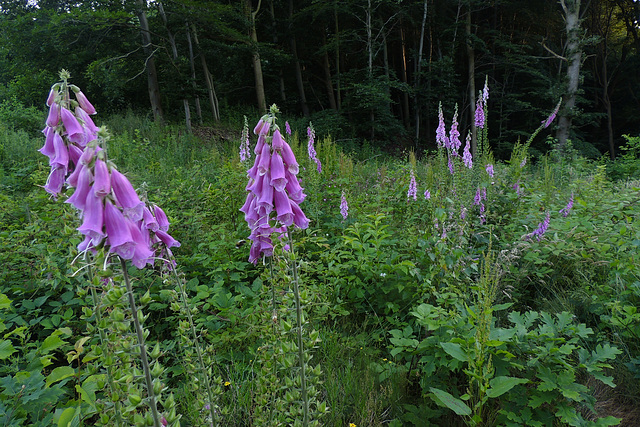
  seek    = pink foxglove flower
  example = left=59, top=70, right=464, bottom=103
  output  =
left=559, top=193, right=574, bottom=217
left=285, top=121, right=292, bottom=135
left=44, top=166, right=66, bottom=196
left=424, top=189, right=431, bottom=200
left=110, top=168, right=144, bottom=221
left=526, top=212, right=551, bottom=241
left=104, top=201, right=136, bottom=259
left=142, top=206, right=159, bottom=232
left=307, top=123, right=321, bottom=173
left=543, top=100, right=562, bottom=128
left=242, top=105, right=309, bottom=264
left=462, top=133, right=473, bottom=169
left=46, top=102, right=60, bottom=128
left=449, top=107, right=461, bottom=151
left=65, top=166, right=93, bottom=210
left=436, top=103, right=448, bottom=148
left=41, top=74, right=179, bottom=270
left=61, top=107, right=85, bottom=144
left=93, top=158, right=111, bottom=197
left=474, top=97, right=485, bottom=129
left=482, top=77, right=489, bottom=104
left=512, top=180, right=523, bottom=197
left=239, top=116, right=251, bottom=162
left=407, top=170, right=417, bottom=201
left=74, top=90, right=96, bottom=115
left=77, top=189, right=105, bottom=246
left=485, top=164, right=494, bottom=178
left=340, top=190, right=348, bottom=220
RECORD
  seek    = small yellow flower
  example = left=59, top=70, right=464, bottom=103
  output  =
left=382, top=358, right=387, bottom=362
left=224, top=381, right=231, bottom=387
left=349, top=423, right=357, bottom=427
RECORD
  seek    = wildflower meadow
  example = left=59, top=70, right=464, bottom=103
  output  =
left=1, top=70, right=640, bottom=427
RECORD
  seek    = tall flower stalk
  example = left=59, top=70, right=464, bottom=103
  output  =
left=39, top=71, right=181, bottom=427
left=307, top=122, right=321, bottom=173
left=407, top=169, right=417, bottom=201
left=340, top=190, right=349, bottom=220
left=241, top=105, right=324, bottom=426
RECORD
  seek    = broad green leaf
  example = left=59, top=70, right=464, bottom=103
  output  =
left=75, top=384, right=96, bottom=410
left=594, top=416, right=623, bottom=426
left=46, top=366, right=75, bottom=387
left=57, top=407, right=77, bottom=427
left=486, top=376, right=529, bottom=398
left=440, top=342, right=467, bottom=362
left=429, top=387, right=471, bottom=416
left=0, top=294, right=11, bottom=310
left=0, top=339, right=16, bottom=359
left=41, top=334, right=65, bottom=353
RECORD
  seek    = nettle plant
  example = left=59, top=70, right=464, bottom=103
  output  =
left=35, top=70, right=220, bottom=427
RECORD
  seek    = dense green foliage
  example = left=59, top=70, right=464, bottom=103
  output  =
left=0, top=0, right=639, bottom=158
left=1, top=91, right=640, bottom=424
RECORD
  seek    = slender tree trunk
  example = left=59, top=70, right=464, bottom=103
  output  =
left=289, top=0, right=309, bottom=117
left=556, top=0, right=583, bottom=151
left=184, top=21, right=203, bottom=125
left=322, top=31, right=337, bottom=110
left=157, top=2, right=192, bottom=132
left=466, top=6, right=477, bottom=157
left=365, top=0, right=375, bottom=139
left=382, top=30, right=391, bottom=115
left=137, top=0, right=163, bottom=123
left=414, top=0, right=428, bottom=142
left=603, top=63, right=614, bottom=160
left=190, top=23, right=220, bottom=121
left=334, top=0, right=342, bottom=111
left=269, top=0, right=287, bottom=103
left=400, top=26, right=410, bottom=129
left=247, top=0, right=267, bottom=113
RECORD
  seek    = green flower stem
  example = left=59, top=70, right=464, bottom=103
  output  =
left=268, top=257, right=279, bottom=426
left=170, top=264, right=217, bottom=427
left=288, top=230, right=309, bottom=426
left=87, top=261, right=124, bottom=427
left=120, top=257, right=161, bottom=427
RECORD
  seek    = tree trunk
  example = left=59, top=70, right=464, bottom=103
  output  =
left=269, top=0, right=287, bottom=103
left=247, top=0, right=267, bottom=114
left=556, top=0, right=583, bottom=151
left=334, top=0, right=342, bottom=111
left=157, top=2, right=192, bottom=132
left=400, top=26, right=410, bottom=129
left=137, top=0, right=163, bottom=123
left=322, top=31, right=337, bottom=110
left=190, top=23, right=220, bottom=121
left=466, top=6, right=477, bottom=157
left=184, top=20, right=203, bottom=125
left=382, top=30, right=391, bottom=115
left=414, top=0, right=428, bottom=142
left=289, top=0, right=309, bottom=117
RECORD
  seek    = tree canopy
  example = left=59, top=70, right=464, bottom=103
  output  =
left=1, top=0, right=639, bottom=158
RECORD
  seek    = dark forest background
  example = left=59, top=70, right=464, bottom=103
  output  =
left=1, top=0, right=639, bottom=159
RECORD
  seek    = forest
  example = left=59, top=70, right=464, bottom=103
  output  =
left=1, top=1, right=640, bottom=426
left=0, top=0, right=639, bottom=158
